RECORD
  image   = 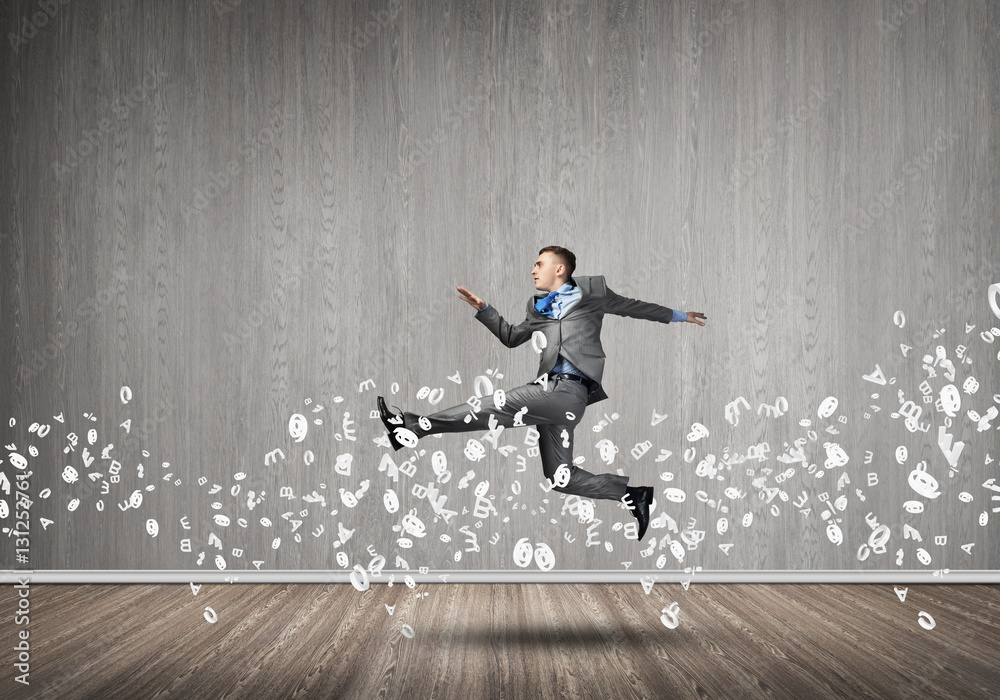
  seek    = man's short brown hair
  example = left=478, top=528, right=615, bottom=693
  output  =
left=538, top=246, right=576, bottom=279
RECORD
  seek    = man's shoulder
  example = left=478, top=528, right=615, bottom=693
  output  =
left=573, top=275, right=608, bottom=296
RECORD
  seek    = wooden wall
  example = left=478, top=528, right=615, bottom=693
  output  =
left=2, top=0, right=998, bottom=572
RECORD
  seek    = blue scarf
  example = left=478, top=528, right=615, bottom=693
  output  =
left=534, top=290, right=560, bottom=316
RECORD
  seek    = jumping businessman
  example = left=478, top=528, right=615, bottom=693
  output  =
left=377, top=245, right=707, bottom=541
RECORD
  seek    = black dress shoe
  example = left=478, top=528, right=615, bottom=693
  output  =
left=377, top=396, right=405, bottom=451
left=625, top=486, right=655, bottom=541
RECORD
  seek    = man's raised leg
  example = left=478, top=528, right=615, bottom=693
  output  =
left=394, top=379, right=572, bottom=440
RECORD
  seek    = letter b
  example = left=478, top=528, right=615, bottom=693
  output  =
left=21, top=16, right=38, bottom=39
left=211, top=169, right=230, bottom=189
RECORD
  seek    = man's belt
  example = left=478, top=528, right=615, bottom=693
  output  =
left=548, top=372, right=594, bottom=391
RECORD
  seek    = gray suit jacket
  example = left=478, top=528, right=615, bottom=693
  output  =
left=474, top=275, right=677, bottom=405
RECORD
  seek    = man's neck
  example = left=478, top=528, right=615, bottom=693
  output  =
left=542, top=279, right=573, bottom=293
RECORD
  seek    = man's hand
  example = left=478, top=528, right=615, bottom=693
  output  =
left=457, top=286, right=487, bottom=311
left=686, top=312, right=708, bottom=326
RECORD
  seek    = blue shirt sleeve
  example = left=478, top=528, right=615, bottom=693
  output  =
left=671, top=309, right=686, bottom=323
left=476, top=302, right=490, bottom=313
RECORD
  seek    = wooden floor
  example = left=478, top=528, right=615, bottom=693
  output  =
left=1, top=583, right=998, bottom=699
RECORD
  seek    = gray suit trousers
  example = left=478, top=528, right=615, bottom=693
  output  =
left=400, top=374, right=629, bottom=501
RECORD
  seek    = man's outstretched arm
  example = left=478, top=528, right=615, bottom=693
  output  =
left=456, top=285, right=534, bottom=347
left=605, top=285, right=707, bottom=326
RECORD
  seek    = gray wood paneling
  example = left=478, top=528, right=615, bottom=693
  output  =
left=1, top=0, right=998, bottom=572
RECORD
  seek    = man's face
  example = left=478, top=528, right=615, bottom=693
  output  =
left=532, top=252, right=565, bottom=292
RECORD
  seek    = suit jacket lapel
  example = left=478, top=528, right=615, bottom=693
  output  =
left=558, top=277, right=588, bottom=319
left=530, top=292, right=548, bottom=318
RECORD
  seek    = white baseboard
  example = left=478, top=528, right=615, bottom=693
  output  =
left=3, top=569, right=997, bottom=584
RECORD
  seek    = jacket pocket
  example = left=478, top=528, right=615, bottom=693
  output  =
left=579, top=342, right=605, bottom=357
